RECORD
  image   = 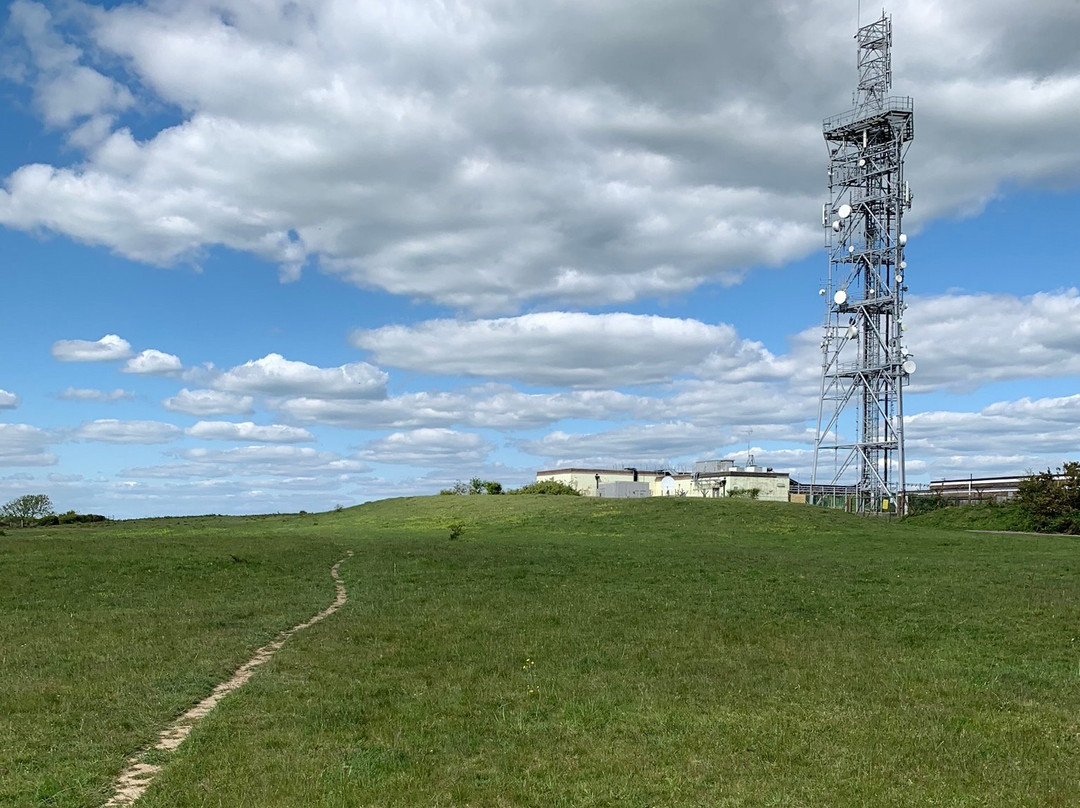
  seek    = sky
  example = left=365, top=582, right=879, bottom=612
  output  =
left=1, top=0, right=1080, bottom=518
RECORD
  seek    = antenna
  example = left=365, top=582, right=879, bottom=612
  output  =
left=812, top=10, right=914, bottom=516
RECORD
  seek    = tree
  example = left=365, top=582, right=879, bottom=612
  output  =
left=1016, top=463, right=1080, bottom=533
left=3, top=494, right=55, bottom=528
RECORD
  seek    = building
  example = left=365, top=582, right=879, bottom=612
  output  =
left=535, top=461, right=791, bottom=502
left=927, top=475, right=1034, bottom=505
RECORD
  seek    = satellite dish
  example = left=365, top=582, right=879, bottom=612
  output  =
left=818, top=288, right=826, bottom=296
left=895, top=273, right=903, bottom=283
left=846, top=324, right=858, bottom=338
left=899, top=233, right=908, bottom=246
left=832, top=220, right=841, bottom=231
left=899, top=260, right=907, bottom=270
left=902, top=359, right=917, bottom=374
left=858, top=158, right=866, bottom=167
left=834, top=289, right=848, bottom=305
left=838, top=204, right=852, bottom=219
left=848, top=245, right=855, bottom=253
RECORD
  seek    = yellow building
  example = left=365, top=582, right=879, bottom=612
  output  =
left=535, top=461, right=791, bottom=501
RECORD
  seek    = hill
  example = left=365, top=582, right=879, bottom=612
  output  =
left=2, top=497, right=1078, bottom=806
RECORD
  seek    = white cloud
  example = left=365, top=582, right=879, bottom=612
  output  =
left=0, top=423, right=56, bottom=466
left=51, top=333, right=132, bottom=362
left=0, top=389, right=20, bottom=409
left=178, top=445, right=369, bottom=475
left=70, top=419, right=181, bottom=444
left=0, top=3, right=1076, bottom=310
left=163, top=388, right=254, bottom=416
left=59, top=387, right=134, bottom=402
left=185, top=421, right=314, bottom=444
left=6, top=1, right=133, bottom=129
left=905, top=289, right=1080, bottom=392
left=212, top=353, right=387, bottom=399
left=276, top=385, right=649, bottom=431
left=353, top=312, right=757, bottom=387
left=123, top=349, right=183, bottom=375
left=518, top=422, right=732, bottom=465
left=354, top=428, right=493, bottom=466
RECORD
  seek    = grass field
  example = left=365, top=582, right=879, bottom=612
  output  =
left=2, top=496, right=1078, bottom=806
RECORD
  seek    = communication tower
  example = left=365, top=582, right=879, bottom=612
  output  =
left=811, top=12, right=914, bottom=514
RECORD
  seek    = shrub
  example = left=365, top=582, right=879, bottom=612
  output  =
left=906, top=493, right=952, bottom=515
left=1016, top=463, right=1080, bottom=533
left=510, top=480, right=581, bottom=496
left=728, top=488, right=761, bottom=500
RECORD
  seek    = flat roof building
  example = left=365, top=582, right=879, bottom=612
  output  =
left=535, top=462, right=791, bottom=502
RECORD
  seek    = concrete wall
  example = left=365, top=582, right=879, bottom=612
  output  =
left=597, top=481, right=651, bottom=498
left=536, top=468, right=648, bottom=496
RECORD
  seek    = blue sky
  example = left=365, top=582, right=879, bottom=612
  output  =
left=2, top=0, right=1080, bottom=518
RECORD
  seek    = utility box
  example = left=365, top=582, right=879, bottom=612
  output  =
left=597, top=482, right=650, bottom=498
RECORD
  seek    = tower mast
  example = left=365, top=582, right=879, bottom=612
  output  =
left=812, top=12, right=914, bottom=514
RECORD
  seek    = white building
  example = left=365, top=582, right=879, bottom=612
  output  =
left=535, top=460, right=791, bottom=502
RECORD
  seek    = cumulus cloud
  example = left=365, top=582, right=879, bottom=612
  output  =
left=352, top=312, right=764, bottom=388
left=59, top=387, right=134, bottom=402
left=276, top=385, right=649, bottom=431
left=518, top=422, right=733, bottom=465
left=69, top=419, right=181, bottom=444
left=123, top=349, right=183, bottom=375
left=0, top=423, right=56, bottom=465
left=163, top=388, right=254, bottom=416
left=6, top=1, right=133, bottom=130
left=905, top=289, right=1080, bottom=392
left=0, top=389, right=20, bottom=409
left=354, top=428, right=493, bottom=466
left=178, top=445, right=368, bottom=475
left=51, top=334, right=132, bottom=362
left=185, top=421, right=314, bottom=444
left=1, top=2, right=1077, bottom=310
left=212, top=354, right=387, bottom=399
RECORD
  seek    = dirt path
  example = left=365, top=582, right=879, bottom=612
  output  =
left=102, top=551, right=354, bottom=807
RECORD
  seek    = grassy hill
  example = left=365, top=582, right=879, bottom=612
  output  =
left=2, top=497, right=1078, bottom=806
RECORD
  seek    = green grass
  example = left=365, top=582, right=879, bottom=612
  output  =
left=3, top=497, right=1079, bottom=806
left=905, top=500, right=1035, bottom=532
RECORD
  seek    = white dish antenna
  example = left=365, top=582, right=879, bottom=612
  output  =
left=846, top=324, right=858, bottom=339
left=899, top=233, right=908, bottom=246
left=902, top=359, right=917, bottom=375
left=837, top=203, right=852, bottom=219
left=832, top=220, right=841, bottom=231
left=834, top=289, right=848, bottom=306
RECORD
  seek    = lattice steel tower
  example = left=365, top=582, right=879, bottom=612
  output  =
left=812, top=12, right=914, bottom=514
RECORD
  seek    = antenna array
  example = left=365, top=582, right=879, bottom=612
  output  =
left=811, top=11, right=914, bottom=514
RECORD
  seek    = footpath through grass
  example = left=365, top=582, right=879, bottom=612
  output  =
left=3, top=497, right=1079, bottom=806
